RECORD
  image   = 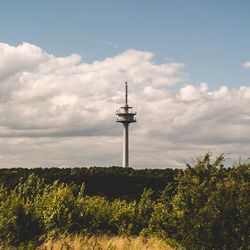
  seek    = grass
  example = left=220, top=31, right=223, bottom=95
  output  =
left=39, top=235, right=175, bottom=250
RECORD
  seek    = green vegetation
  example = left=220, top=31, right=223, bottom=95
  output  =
left=0, top=167, right=178, bottom=200
left=0, top=154, right=249, bottom=249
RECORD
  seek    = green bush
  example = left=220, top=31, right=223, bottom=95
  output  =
left=35, top=181, right=79, bottom=236
left=0, top=192, right=41, bottom=245
left=110, top=199, right=137, bottom=235
left=169, top=154, right=250, bottom=249
left=77, top=195, right=112, bottom=234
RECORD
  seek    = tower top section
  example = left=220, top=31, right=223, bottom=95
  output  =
left=125, top=81, right=128, bottom=106
left=116, top=82, right=136, bottom=124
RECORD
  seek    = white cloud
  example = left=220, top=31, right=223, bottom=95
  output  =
left=213, top=86, right=228, bottom=99
left=0, top=42, right=249, bottom=168
left=178, top=84, right=201, bottom=101
left=242, top=61, right=250, bottom=69
left=0, top=42, right=49, bottom=81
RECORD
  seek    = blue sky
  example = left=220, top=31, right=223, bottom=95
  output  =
left=1, top=0, right=250, bottom=89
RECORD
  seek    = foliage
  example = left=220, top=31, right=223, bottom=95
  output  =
left=35, top=181, right=80, bottom=236
left=0, top=154, right=249, bottom=249
left=169, top=154, right=250, bottom=249
left=77, top=195, right=112, bottom=234
left=0, top=192, right=41, bottom=246
left=0, top=167, right=178, bottom=200
left=110, top=199, right=137, bottom=235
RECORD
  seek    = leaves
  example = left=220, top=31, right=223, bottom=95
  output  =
left=0, top=154, right=249, bottom=249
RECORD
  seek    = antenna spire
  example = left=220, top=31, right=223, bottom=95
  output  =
left=125, top=82, right=128, bottom=106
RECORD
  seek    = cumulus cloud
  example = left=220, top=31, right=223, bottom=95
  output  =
left=0, top=42, right=249, bottom=168
left=242, top=61, right=250, bottom=69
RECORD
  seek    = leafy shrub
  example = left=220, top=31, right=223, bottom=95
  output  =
left=35, top=181, right=79, bottom=236
left=77, top=195, right=112, bottom=234
left=110, top=199, right=137, bottom=235
left=0, top=192, right=41, bottom=245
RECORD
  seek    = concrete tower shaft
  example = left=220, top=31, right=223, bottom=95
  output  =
left=116, top=82, right=136, bottom=167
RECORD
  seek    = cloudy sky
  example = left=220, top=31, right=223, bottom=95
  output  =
left=0, top=1, right=250, bottom=168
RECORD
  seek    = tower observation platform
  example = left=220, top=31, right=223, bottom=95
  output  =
left=116, top=82, right=136, bottom=168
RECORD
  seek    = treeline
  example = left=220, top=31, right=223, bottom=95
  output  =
left=0, top=154, right=249, bottom=249
left=0, top=167, right=179, bottom=200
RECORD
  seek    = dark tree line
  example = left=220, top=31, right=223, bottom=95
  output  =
left=0, top=167, right=179, bottom=200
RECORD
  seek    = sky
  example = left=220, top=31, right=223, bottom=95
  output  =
left=0, top=0, right=249, bottom=168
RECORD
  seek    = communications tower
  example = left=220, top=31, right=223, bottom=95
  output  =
left=116, top=82, right=136, bottom=168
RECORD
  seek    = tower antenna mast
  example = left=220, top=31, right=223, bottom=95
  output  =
left=125, top=82, right=128, bottom=106
left=116, top=82, right=136, bottom=167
